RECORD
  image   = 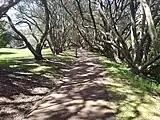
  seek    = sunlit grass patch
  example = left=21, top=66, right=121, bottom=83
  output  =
left=0, top=48, right=74, bottom=79
left=0, top=48, right=33, bottom=60
left=99, top=56, right=160, bottom=120
left=0, top=48, right=53, bottom=61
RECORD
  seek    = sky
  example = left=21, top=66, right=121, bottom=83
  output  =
left=7, top=8, right=17, bottom=21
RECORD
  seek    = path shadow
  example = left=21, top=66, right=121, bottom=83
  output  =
left=0, top=51, right=16, bottom=55
left=25, top=50, right=116, bottom=120
left=0, top=67, right=56, bottom=120
left=0, top=55, right=73, bottom=120
left=101, top=58, right=160, bottom=119
left=0, top=69, right=54, bottom=98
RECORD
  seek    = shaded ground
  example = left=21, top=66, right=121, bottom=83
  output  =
left=0, top=69, right=54, bottom=120
left=0, top=50, right=74, bottom=120
left=1, top=48, right=159, bottom=120
left=24, top=50, right=115, bottom=120
left=99, top=57, right=160, bottom=120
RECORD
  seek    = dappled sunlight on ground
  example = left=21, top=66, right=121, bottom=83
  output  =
left=1, top=48, right=159, bottom=120
left=0, top=49, right=75, bottom=120
left=25, top=50, right=115, bottom=120
left=100, top=57, right=160, bottom=120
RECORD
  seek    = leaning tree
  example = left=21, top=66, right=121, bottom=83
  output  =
left=5, top=0, right=50, bottom=60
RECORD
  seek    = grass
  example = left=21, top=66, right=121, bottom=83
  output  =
left=0, top=48, right=74, bottom=78
left=0, top=48, right=76, bottom=119
left=99, top=56, right=160, bottom=120
left=1, top=48, right=160, bottom=119
left=0, top=48, right=52, bottom=60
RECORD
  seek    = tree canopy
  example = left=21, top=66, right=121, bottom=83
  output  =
left=0, top=0, right=160, bottom=119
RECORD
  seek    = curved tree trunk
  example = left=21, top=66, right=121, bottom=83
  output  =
left=6, top=14, right=43, bottom=60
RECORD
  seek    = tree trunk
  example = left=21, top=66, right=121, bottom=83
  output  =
left=6, top=15, right=43, bottom=60
left=35, top=43, right=43, bottom=60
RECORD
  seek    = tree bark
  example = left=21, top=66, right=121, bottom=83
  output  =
left=6, top=15, right=43, bottom=60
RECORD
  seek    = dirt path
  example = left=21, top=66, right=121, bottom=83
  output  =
left=24, top=50, right=115, bottom=120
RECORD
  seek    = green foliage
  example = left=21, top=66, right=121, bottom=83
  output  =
left=0, top=20, right=11, bottom=47
left=0, top=30, right=12, bottom=47
left=99, top=56, right=160, bottom=120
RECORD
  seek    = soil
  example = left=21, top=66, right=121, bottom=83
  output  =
left=0, top=50, right=115, bottom=120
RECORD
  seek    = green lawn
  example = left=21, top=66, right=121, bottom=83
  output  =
left=0, top=48, right=74, bottom=78
left=99, top=56, right=160, bottom=120
left=0, top=48, right=52, bottom=60
left=1, top=48, right=160, bottom=120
